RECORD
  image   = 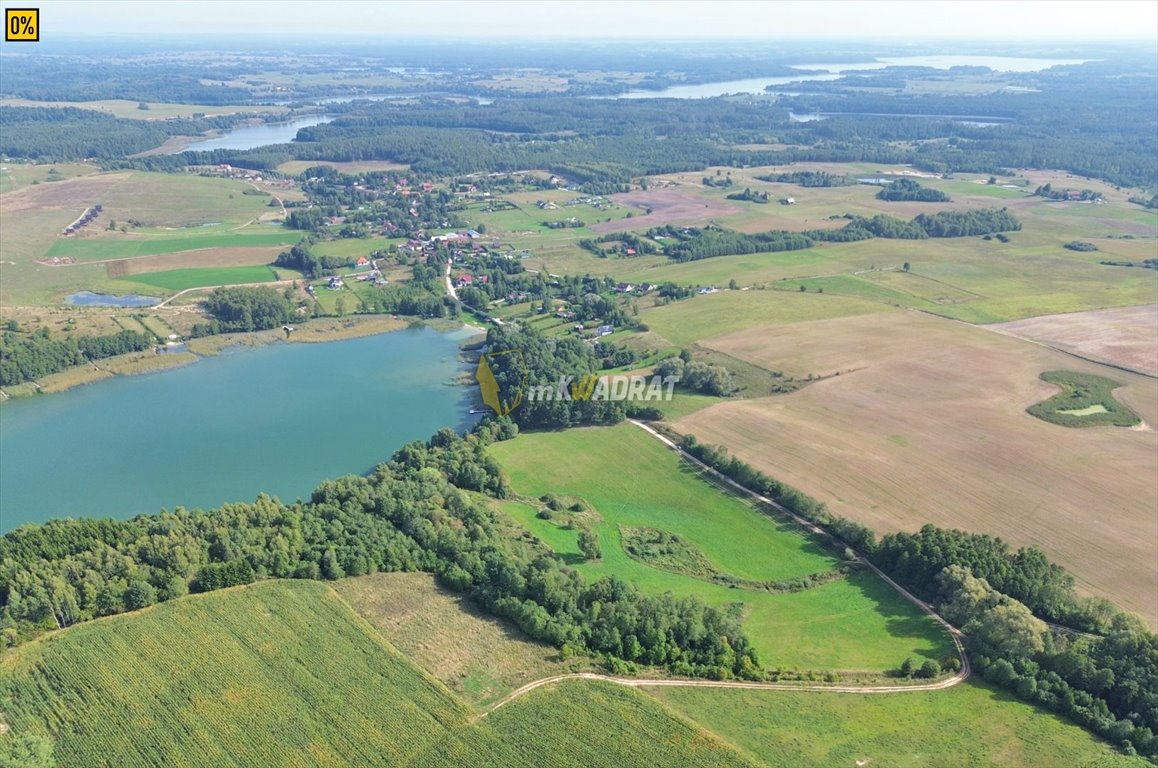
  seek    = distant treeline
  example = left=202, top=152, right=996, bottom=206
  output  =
left=0, top=106, right=258, bottom=161
left=7, top=55, right=1157, bottom=192
left=0, top=58, right=255, bottom=103
left=0, top=328, right=153, bottom=386
left=647, top=208, right=1020, bottom=262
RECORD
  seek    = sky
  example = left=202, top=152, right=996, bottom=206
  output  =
left=27, top=0, right=1158, bottom=41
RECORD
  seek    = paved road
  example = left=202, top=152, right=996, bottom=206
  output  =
left=476, top=420, right=971, bottom=718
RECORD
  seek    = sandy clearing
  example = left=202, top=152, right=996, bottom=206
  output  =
left=990, top=304, right=1158, bottom=377
left=680, top=310, right=1158, bottom=625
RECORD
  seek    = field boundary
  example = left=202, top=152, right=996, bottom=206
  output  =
left=475, top=420, right=971, bottom=719
left=915, top=307, right=1158, bottom=380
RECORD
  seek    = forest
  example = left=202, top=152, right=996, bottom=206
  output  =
left=876, top=177, right=951, bottom=202
left=0, top=327, right=154, bottom=386
left=644, top=208, right=1020, bottom=263
left=0, top=107, right=262, bottom=161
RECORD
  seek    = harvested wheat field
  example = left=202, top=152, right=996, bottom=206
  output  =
left=991, top=304, right=1158, bottom=377
left=678, top=309, right=1158, bottom=624
left=108, top=246, right=285, bottom=276
left=589, top=187, right=744, bottom=233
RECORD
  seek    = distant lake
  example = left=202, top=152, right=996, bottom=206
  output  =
left=176, top=115, right=333, bottom=153
left=65, top=291, right=160, bottom=308
left=0, top=327, right=479, bottom=531
left=790, top=55, right=1091, bottom=73
left=610, top=55, right=1091, bottom=100
left=611, top=74, right=842, bottom=99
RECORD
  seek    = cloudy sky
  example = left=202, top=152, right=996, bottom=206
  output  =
left=29, top=0, right=1158, bottom=41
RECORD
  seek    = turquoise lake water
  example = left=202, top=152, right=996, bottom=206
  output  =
left=0, top=327, right=478, bottom=531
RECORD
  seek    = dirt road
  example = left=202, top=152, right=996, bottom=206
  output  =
left=475, top=420, right=970, bottom=718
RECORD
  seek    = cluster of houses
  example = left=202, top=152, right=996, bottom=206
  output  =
left=456, top=273, right=490, bottom=288
left=571, top=323, right=615, bottom=337
left=61, top=204, right=102, bottom=236
left=613, top=282, right=656, bottom=294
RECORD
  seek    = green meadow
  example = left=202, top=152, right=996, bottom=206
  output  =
left=47, top=228, right=300, bottom=262
left=489, top=423, right=952, bottom=671
left=116, top=265, right=279, bottom=291
left=653, top=681, right=1146, bottom=768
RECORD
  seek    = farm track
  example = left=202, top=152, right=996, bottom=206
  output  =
left=153, top=278, right=296, bottom=308
left=477, top=419, right=970, bottom=718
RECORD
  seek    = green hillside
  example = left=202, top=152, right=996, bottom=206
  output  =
left=0, top=580, right=756, bottom=768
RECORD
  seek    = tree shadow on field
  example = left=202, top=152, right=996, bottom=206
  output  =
left=429, top=575, right=571, bottom=661
left=843, top=570, right=952, bottom=662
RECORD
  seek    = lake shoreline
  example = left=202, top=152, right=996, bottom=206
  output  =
left=0, top=314, right=480, bottom=401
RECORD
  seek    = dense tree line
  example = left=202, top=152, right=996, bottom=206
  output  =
left=0, top=328, right=153, bottom=386
left=725, top=187, right=770, bottom=203
left=655, top=357, right=733, bottom=396
left=756, top=171, right=854, bottom=187
left=191, top=286, right=298, bottom=335
left=669, top=434, right=1157, bottom=758
left=876, top=177, right=951, bottom=202
left=272, top=239, right=353, bottom=277
left=873, top=525, right=1106, bottom=630
left=0, top=425, right=759, bottom=680
left=482, top=323, right=626, bottom=429
left=935, top=566, right=1158, bottom=758
left=913, top=207, right=1021, bottom=237
left=643, top=208, right=1019, bottom=263
left=0, top=57, right=255, bottom=104
left=649, top=224, right=812, bottom=263
left=0, top=107, right=260, bottom=161
left=1033, top=183, right=1099, bottom=201
left=577, top=232, right=659, bottom=258
left=781, top=61, right=1158, bottom=190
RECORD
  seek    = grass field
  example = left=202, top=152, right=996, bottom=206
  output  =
left=641, top=290, right=883, bottom=347
left=335, top=571, right=593, bottom=709
left=652, top=681, right=1146, bottom=768
left=0, top=169, right=297, bottom=305
left=312, top=237, right=404, bottom=260
left=675, top=309, right=1158, bottom=624
left=0, top=580, right=759, bottom=768
left=116, top=265, right=279, bottom=291
left=489, top=424, right=953, bottom=671
left=506, top=163, right=1157, bottom=324
left=47, top=229, right=299, bottom=263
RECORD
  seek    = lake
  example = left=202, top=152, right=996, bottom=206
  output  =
left=612, top=73, right=842, bottom=99
left=65, top=291, right=160, bottom=308
left=790, top=55, right=1091, bottom=73
left=610, top=55, right=1091, bottom=100
left=176, top=115, right=333, bottom=153
left=0, top=327, right=479, bottom=531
